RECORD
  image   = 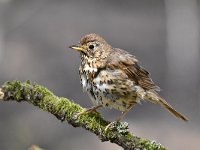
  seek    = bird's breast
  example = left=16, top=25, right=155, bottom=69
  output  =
left=79, top=62, right=142, bottom=111
left=79, top=62, right=98, bottom=91
left=79, top=63, right=102, bottom=106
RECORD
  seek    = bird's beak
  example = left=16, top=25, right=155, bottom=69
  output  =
left=69, top=44, right=86, bottom=52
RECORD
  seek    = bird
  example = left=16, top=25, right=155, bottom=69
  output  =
left=69, top=33, right=188, bottom=127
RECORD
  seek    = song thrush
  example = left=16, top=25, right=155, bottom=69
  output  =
left=69, top=33, right=188, bottom=125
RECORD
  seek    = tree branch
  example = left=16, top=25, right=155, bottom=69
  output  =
left=0, top=81, right=166, bottom=150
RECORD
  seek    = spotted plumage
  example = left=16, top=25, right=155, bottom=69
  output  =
left=70, top=33, right=188, bottom=122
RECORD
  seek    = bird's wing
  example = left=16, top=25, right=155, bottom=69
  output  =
left=107, top=48, right=160, bottom=91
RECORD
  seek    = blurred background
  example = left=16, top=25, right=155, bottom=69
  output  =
left=0, top=0, right=199, bottom=149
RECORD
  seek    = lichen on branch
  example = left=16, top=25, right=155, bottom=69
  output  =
left=0, top=81, right=166, bottom=150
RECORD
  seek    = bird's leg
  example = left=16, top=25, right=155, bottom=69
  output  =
left=76, top=104, right=102, bottom=117
left=105, top=105, right=134, bottom=131
left=116, top=106, right=133, bottom=121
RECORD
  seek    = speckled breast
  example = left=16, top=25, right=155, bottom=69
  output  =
left=79, top=64, right=140, bottom=112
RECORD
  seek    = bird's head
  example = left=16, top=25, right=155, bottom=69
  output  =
left=69, top=33, right=111, bottom=59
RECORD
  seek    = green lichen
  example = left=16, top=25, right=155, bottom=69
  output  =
left=1, top=80, right=167, bottom=150
left=139, top=139, right=167, bottom=150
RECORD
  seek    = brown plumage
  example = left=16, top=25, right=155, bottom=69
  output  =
left=70, top=33, right=188, bottom=122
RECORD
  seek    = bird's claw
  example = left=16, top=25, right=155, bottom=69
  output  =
left=76, top=110, right=87, bottom=117
left=0, top=88, right=4, bottom=100
left=74, top=105, right=102, bottom=118
left=105, top=121, right=129, bottom=134
left=73, top=110, right=87, bottom=119
left=104, top=121, right=117, bottom=132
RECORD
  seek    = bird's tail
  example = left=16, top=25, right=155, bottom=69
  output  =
left=145, top=91, right=188, bottom=122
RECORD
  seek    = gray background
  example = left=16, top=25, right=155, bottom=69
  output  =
left=0, top=0, right=199, bottom=149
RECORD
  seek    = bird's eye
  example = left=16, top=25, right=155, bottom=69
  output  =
left=89, top=44, right=94, bottom=50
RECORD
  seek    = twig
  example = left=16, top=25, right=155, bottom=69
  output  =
left=0, top=81, right=166, bottom=150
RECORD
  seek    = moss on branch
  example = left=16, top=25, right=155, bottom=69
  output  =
left=0, top=81, right=167, bottom=150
